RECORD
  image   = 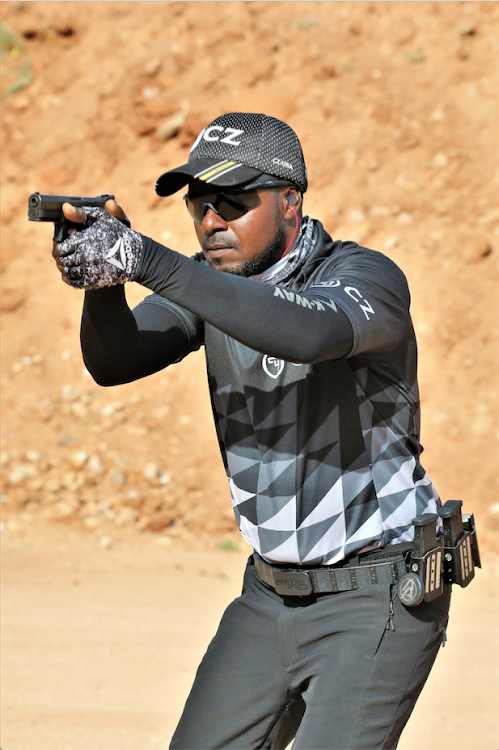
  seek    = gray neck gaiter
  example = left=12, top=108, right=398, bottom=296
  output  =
left=253, top=216, right=317, bottom=286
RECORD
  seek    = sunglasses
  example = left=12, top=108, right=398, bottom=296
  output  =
left=183, top=190, right=261, bottom=224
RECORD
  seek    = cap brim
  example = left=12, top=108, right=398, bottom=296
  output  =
left=155, top=159, right=264, bottom=197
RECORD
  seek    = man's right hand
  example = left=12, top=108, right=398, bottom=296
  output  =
left=62, top=199, right=129, bottom=232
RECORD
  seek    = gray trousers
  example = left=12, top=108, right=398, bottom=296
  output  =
left=170, top=558, right=451, bottom=750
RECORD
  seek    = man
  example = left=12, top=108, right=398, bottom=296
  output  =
left=53, top=113, right=450, bottom=749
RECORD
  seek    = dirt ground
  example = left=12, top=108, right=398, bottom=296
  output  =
left=0, top=1, right=498, bottom=748
left=1, top=522, right=498, bottom=750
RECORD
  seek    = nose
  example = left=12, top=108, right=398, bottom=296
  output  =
left=201, top=206, right=229, bottom=235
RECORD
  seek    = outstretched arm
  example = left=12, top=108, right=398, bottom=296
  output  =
left=136, top=236, right=409, bottom=363
left=52, top=201, right=201, bottom=386
left=81, top=287, right=201, bottom=386
left=54, top=204, right=408, bottom=367
left=137, top=238, right=354, bottom=363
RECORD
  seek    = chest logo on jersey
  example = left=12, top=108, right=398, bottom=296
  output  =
left=262, top=356, right=303, bottom=379
left=262, top=355, right=284, bottom=379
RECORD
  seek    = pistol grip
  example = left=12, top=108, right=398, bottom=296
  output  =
left=53, top=221, right=81, bottom=243
left=53, top=223, right=66, bottom=243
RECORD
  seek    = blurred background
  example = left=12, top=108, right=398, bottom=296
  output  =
left=1, top=0, right=498, bottom=541
left=0, top=2, right=497, bottom=749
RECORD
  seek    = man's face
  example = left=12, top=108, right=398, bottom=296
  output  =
left=187, top=182, right=289, bottom=277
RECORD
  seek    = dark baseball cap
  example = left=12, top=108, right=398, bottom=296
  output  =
left=155, top=112, right=308, bottom=197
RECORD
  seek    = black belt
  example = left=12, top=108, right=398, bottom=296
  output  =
left=253, top=547, right=412, bottom=597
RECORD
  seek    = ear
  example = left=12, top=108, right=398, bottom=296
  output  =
left=283, top=188, right=302, bottom=218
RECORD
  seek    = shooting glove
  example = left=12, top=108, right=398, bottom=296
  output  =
left=58, top=208, right=142, bottom=289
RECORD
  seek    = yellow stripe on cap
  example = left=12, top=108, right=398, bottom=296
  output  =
left=200, top=161, right=236, bottom=181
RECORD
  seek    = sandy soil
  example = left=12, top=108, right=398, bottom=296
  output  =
left=0, top=2, right=498, bottom=748
left=1, top=521, right=498, bottom=750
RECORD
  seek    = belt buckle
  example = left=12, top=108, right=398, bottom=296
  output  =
left=273, top=569, right=313, bottom=596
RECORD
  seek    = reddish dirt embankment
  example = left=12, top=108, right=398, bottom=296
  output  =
left=1, top=1, right=498, bottom=546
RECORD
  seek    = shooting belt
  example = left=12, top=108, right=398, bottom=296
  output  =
left=253, top=545, right=412, bottom=597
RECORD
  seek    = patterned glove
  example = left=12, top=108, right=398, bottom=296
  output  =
left=57, top=208, right=142, bottom=290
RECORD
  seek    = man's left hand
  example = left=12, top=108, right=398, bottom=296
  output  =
left=54, top=206, right=142, bottom=290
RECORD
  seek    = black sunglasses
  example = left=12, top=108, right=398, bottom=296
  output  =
left=183, top=190, right=262, bottom=224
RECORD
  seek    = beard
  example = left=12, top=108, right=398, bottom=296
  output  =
left=203, top=204, right=285, bottom=277
left=220, top=224, right=285, bottom=277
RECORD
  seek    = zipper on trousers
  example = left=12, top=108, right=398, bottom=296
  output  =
left=386, top=598, right=395, bottom=631
left=366, top=585, right=392, bottom=658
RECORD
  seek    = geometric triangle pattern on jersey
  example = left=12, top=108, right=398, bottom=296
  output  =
left=226, top=451, right=261, bottom=478
left=257, top=494, right=296, bottom=526
left=229, top=477, right=255, bottom=508
left=208, top=310, right=439, bottom=565
left=296, top=513, right=342, bottom=561
left=251, top=382, right=300, bottom=431
left=255, top=420, right=298, bottom=460
left=368, top=424, right=405, bottom=463
left=230, top=463, right=260, bottom=497
left=344, top=481, right=379, bottom=542
left=237, top=513, right=261, bottom=551
left=213, top=384, right=232, bottom=418
left=257, top=456, right=296, bottom=494
left=259, top=528, right=301, bottom=563
left=382, top=487, right=417, bottom=529
left=236, top=494, right=259, bottom=526
left=379, top=487, right=418, bottom=523
left=384, top=523, right=413, bottom=544
left=297, top=475, right=347, bottom=528
left=259, top=495, right=296, bottom=531
left=303, top=512, right=347, bottom=564
left=295, top=453, right=343, bottom=527
left=258, top=527, right=297, bottom=558
left=345, top=506, right=383, bottom=547
left=414, top=483, right=438, bottom=516
left=376, top=456, right=417, bottom=498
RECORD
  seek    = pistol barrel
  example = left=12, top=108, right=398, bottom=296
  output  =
left=28, top=193, right=115, bottom=221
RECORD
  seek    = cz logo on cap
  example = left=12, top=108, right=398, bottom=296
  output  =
left=190, top=127, right=244, bottom=152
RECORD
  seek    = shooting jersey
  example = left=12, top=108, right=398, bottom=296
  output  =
left=143, top=220, right=439, bottom=565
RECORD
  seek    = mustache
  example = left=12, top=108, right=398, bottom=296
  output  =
left=202, top=234, right=238, bottom=251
